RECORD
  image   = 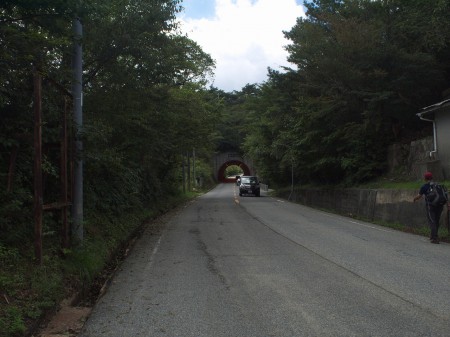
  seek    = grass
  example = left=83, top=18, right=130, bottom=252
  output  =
left=0, top=244, right=64, bottom=337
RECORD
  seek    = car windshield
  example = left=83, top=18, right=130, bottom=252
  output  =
left=241, top=177, right=257, bottom=184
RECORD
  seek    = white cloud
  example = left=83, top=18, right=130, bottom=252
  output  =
left=179, top=0, right=305, bottom=92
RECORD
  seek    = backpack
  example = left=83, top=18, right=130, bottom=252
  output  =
left=426, top=182, right=448, bottom=206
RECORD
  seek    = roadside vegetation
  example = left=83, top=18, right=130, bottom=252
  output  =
left=0, top=191, right=209, bottom=337
left=237, top=0, right=450, bottom=187
left=0, top=1, right=219, bottom=336
left=1, top=1, right=450, bottom=336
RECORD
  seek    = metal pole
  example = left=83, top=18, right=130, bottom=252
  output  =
left=72, top=16, right=83, bottom=244
left=288, top=159, right=294, bottom=201
left=193, top=148, right=196, bottom=187
left=447, top=202, right=449, bottom=235
left=182, top=153, right=186, bottom=194
left=187, top=151, right=191, bottom=192
left=291, top=160, right=294, bottom=193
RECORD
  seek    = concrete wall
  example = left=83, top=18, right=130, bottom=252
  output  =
left=274, top=132, right=450, bottom=229
left=278, top=188, right=449, bottom=228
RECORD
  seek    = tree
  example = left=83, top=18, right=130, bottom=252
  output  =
left=239, top=0, right=450, bottom=186
left=80, top=0, right=217, bottom=211
left=281, top=0, right=450, bottom=183
left=0, top=0, right=218, bottom=243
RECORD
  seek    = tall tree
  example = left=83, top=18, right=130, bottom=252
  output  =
left=240, top=0, right=450, bottom=185
left=281, top=0, right=450, bottom=183
left=0, top=0, right=217, bottom=243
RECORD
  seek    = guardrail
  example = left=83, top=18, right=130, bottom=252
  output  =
left=260, top=183, right=269, bottom=191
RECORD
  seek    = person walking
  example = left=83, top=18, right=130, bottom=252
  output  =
left=413, top=171, right=444, bottom=244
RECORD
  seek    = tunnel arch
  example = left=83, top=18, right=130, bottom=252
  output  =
left=217, top=160, right=251, bottom=183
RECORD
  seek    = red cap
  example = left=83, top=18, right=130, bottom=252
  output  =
left=424, top=171, right=433, bottom=180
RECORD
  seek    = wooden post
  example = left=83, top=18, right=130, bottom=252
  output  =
left=33, top=68, right=43, bottom=264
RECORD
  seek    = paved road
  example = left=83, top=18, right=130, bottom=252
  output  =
left=79, top=184, right=450, bottom=337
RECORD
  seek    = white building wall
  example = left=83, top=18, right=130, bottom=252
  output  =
left=436, top=108, right=450, bottom=179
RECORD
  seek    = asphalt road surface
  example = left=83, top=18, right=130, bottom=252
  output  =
left=79, top=184, right=450, bottom=337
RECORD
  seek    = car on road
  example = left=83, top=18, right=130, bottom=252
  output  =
left=239, top=176, right=260, bottom=197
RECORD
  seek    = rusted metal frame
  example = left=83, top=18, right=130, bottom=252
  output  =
left=34, top=71, right=73, bottom=261
left=43, top=202, right=72, bottom=211
left=41, top=96, right=72, bottom=250
left=7, top=76, right=71, bottom=195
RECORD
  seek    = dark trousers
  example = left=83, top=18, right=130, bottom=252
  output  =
left=426, top=204, right=443, bottom=240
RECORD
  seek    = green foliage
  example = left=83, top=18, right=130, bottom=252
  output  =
left=0, top=0, right=219, bottom=335
left=225, top=165, right=243, bottom=177
left=0, top=306, right=26, bottom=337
left=62, top=239, right=111, bottom=284
left=0, top=0, right=218, bottom=244
left=0, top=188, right=33, bottom=245
left=238, top=0, right=450, bottom=187
left=0, top=243, right=65, bottom=337
left=191, top=158, right=216, bottom=189
left=0, top=193, right=195, bottom=337
left=3, top=0, right=450, bottom=334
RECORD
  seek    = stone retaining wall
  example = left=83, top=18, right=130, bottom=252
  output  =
left=278, top=188, right=449, bottom=228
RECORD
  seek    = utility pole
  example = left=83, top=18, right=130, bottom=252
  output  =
left=72, top=16, right=83, bottom=244
left=187, top=151, right=191, bottom=192
left=182, top=153, right=186, bottom=194
left=193, top=148, right=196, bottom=187
left=288, top=157, right=294, bottom=201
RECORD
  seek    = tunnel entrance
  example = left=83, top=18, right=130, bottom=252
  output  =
left=218, top=160, right=251, bottom=183
left=213, top=152, right=254, bottom=182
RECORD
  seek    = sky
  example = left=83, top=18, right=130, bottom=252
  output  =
left=177, top=0, right=306, bottom=92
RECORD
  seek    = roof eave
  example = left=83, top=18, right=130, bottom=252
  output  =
left=417, top=98, right=450, bottom=118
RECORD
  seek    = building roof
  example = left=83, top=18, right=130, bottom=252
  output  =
left=417, top=98, right=450, bottom=118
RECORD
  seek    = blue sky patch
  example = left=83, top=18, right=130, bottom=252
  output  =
left=181, top=0, right=216, bottom=19
left=181, top=0, right=306, bottom=20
